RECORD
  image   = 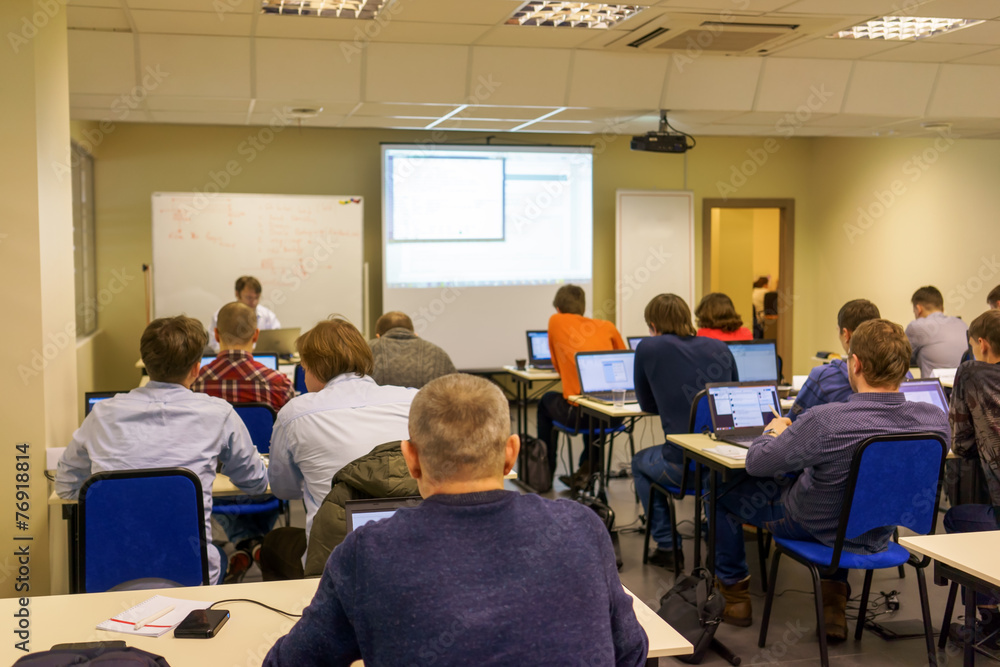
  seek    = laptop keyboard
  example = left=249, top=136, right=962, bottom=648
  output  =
left=584, top=390, right=636, bottom=403
left=719, top=434, right=757, bottom=447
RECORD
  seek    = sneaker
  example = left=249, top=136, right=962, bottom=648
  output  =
left=646, top=547, right=685, bottom=572
left=950, top=621, right=1000, bottom=651
left=224, top=548, right=252, bottom=584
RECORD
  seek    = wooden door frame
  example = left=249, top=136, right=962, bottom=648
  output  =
left=702, top=198, right=795, bottom=379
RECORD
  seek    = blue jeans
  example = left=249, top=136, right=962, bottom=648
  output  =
left=714, top=473, right=847, bottom=586
left=632, top=444, right=687, bottom=551
left=943, top=504, right=1000, bottom=606
left=214, top=497, right=280, bottom=545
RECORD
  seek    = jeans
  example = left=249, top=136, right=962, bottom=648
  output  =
left=214, top=497, right=281, bottom=545
left=714, top=473, right=846, bottom=586
left=536, top=392, right=599, bottom=474
left=943, top=504, right=1000, bottom=606
left=632, top=444, right=687, bottom=551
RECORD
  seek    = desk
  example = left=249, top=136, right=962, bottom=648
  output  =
left=900, top=533, right=1000, bottom=666
left=665, top=433, right=746, bottom=575
left=571, top=396, right=652, bottom=499
left=0, top=581, right=691, bottom=665
left=505, top=367, right=561, bottom=491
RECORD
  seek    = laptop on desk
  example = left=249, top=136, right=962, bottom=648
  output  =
left=575, top=350, right=637, bottom=404
left=526, top=330, right=554, bottom=370
left=706, top=382, right=781, bottom=447
left=627, top=336, right=648, bottom=351
left=727, top=340, right=779, bottom=383
left=899, top=378, right=949, bottom=414
left=344, top=496, right=422, bottom=533
left=255, top=328, right=301, bottom=356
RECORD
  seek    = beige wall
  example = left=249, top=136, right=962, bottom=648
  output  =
left=752, top=208, right=780, bottom=291
left=711, top=208, right=755, bottom=323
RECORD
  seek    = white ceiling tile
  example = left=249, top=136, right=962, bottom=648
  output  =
left=149, top=110, right=250, bottom=125
left=755, top=58, right=850, bottom=112
left=456, top=105, right=559, bottom=120
left=365, top=43, right=469, bottom=104
left=129, top=0, right=254, bottom=12
left=435, top=118, right=524, bottom=131
left=248, top=110, right=347, bottom=127
left=391, top=0, right=521, bottom=25
left=568, top=51, right=669, bottom=108
left=255, top=39, right=362, bottom=103
left=770, top=37, right=905, bottom=59
left=951, top=47, right=1000, bottom=64
left=777, top=0, right=935, bottom=14
left=71, top=107, right=132, bottom=122
left=67, top=0, right=122, bottom=7
left=67, top=30, right=135, bottom=96
left=520, top=120, right=606, bottom=133
left=70, top=94, right=123, bottom=108
left=927, top=64, right=1000, bottom=117
left=657, top=0, right=798, bottom=12
left=719, top=111, right=834, bottom=125
left=253, top=100, right=359, bottom=117
left=352, top=102, right=459, bottom=117
left=66, top=6, right=130, bottom=30
left=663, top=55, right=762, bottom=111
left=368, top=22, right=492, bottom=44
left=864, top=42, right=995, bottom=62
left=255, top=14, right=376, bottom=39
left=551, top=108, right=647, bottom=122
left=469, top=46, right=572, bottom=107
left=130, top=9, right=253, bottom=36
left=912, top=0, right=1000, bottom=20
left=139, top=34, right=251, bottom=98
left=144, top=97, right=252, bottom=112
left=474, top=25, right=605, bottom=48
left=924, top=20, right=1000, bottom=45
left=842, top=61, right=938, bottom=116
left=338, top=116, right=433, bottom=129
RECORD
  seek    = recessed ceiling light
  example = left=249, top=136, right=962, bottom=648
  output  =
left=261, top=0, right=384, bottom=19
left=506, top=2, right=647, bottom=29
left=828, top=16, right=983, bottom=40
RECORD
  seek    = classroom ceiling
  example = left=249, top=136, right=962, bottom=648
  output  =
left=67, top=0, right=1000, bottom=139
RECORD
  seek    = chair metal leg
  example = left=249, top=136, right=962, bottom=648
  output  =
left=642, top=486, right=655, bottom=564
left=916, top=567, right=938, bottom=667
left=856, top=569, right=874, bottom=640
left=939, top=581, right=959, bottom=649
left=666, top=487, right=680, bottom=579
left=606, top=431, right=615, bottom=480
left=964, top=583, right=976, bottom=666
left=756, top=529, right=769, bottom=593
left=809, top=565, right=830, bottom=667
left=758, top=550, right=783, bottom=647
left=894, top=528, right=906, bottom=579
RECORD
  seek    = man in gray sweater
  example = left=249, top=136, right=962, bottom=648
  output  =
left=370, top=311, right=456, bottom=388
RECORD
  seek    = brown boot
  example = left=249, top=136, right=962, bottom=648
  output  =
left=717, top=576, right=752, bottom=627
left=821, top=580, right=849, bottom=641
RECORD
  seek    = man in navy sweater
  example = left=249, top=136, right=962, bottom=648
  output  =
left=263, top=373, right=648, bottom=667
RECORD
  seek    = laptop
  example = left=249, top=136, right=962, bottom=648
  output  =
left=627, top=336, right=647, bottom=351
left=706, top=382, right=782, bottom=447
left=84, top=391, right=126, bottom=416
left=254, top=327, right=301, bottom=355
left=727, top=340, right=779, bottom=383
left=899, top=378, right=949, bottom=414
left=575, top=350, right=637, bottom=404
left=525, top=330, right=554, bottom=370
left=344, top=496, right=422, bottom=533
left=201, top=353, right=278, bottom=370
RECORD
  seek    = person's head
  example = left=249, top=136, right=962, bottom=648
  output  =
left=836, top=299, right=881, bottom=353
left=988, top=284, right=1000, bottom=310
left=968, top=310, right=1000, bottom=363
left=215, top=301, right=259, bottom=351
left=644, top=294, right=696, bottom=337
left=401, top=374, right=518, bottom=495
left=911, top=286, right=944, bottom=318
left=553, top=284, right=585, bottom=316
left=296, top=317, right=373, bottom=391
left=234, top=276, right=263, bottom=310
left=753, top=276, right=769, bottom=289
left=140, top=315, right=208, bottom=387
left=694, top=293, right=743, bottom=333
left=375, top=311, right=415, bottom=338
left=847, top=319, right=911, bottom=392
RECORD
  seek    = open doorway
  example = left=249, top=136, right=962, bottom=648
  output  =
left=702, top=199, right=795, bottom=380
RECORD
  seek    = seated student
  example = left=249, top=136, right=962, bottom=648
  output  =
left=55, top=316, right=268, bottom=586
left=632, top=294, right=737, bottom=571
left=943, top=309, right=1000, bottom=649
left=262, top=374, right=648, bottom=667
left=208, top=275, right=281, bottom=352
left=989, top=284, right=1000, bottom=310
left=537, top=284, right=626, bottom=489
left=192, top=301, right=292, bottom=581
left=787, top=299, right=880, bottom=421
left=712, top=320, right=949, bottom=639
left=369, top=311, right=456, bottom=389
left=906, top=285, right=968, bottom=379
left=695, top=292, right=753, bottom=341
left=262, top=318, right=416, bottom=580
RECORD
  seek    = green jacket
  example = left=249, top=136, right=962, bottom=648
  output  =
left=304, top=440, right=418, bottom=577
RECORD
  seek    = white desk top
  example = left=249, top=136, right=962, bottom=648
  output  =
left=570, top=395, right=652, bottom=418
left=899, top=533, right=1000, bottom=589
left=0, top=581, right=690, bottom=663
left=504, top=366, right=561, bottom=381
left=666, top=432, right=747, bottom=470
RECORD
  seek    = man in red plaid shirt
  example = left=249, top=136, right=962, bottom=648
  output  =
left=194, top=302, right=293, bottom=412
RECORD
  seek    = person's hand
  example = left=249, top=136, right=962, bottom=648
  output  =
left=763, top=417, right=791, bottom=437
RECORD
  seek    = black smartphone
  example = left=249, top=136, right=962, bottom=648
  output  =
left=173, top=609, right=230, bottom=638
left=51, top=641, right=127, bottom=651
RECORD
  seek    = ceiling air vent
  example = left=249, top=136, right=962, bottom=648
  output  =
left=655, top=21, right=798, bottom=53
left=627, top=26, right=668, bottom=47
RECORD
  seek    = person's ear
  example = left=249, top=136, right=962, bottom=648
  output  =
left=401, top=440, right=422, bottom=481
left=214, top=328, right=221, bottom=343
left=252, top=329, right=260, bottom=344
left=503, top=434, right=520, bottom=476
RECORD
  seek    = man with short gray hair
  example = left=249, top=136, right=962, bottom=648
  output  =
left=263, top=373, right=648, bottom=667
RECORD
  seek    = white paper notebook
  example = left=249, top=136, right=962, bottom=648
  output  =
left=97, top=595, right=211, bottom=637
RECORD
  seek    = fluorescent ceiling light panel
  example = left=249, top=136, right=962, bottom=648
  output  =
left=506, top=2, right=647, bottom=29
left=828, top=16, right=983, bottom=41
left=261, top=0, right=384, bottom=19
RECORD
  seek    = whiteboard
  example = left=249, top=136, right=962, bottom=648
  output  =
left=616, top=190, right=695, bottom=336
left=152, top=192, right=364, bottom=336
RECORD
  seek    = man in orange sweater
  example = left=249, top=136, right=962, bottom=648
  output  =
left=537, top=285, right=626, bottom=489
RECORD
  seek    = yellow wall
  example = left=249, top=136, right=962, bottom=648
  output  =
left=711, top=208, right=755, bottom=323
left=752, top=208, right=780, bottom=291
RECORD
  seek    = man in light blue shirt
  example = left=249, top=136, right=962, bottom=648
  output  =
left=905, top=285, right=969, bottom=379
left=56, top=315, right=268, bottom=585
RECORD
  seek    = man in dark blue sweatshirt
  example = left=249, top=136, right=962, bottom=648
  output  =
left=263, top=373, right=649, bottom=667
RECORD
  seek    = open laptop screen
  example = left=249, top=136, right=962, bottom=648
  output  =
left=201, top=353, right=278, bottom=370
left=627, top=336, right=647, bottom=351
left=84, top=391, right=125, bottom=416
left=576, top=351, right=635, bottom=393
left=727, top=341, right=778, bottom=383
left=707, top=383, right=780, bottom=434
left=344, top=497, right=422, bottom=533
left=899, top=379, right=949, bottom=414
left=526, top=331, right=551, bottom=364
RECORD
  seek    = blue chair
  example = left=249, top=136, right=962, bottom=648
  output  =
left=552, top=418, right=631, bottom=491
left=294, top=364, right=308, bottom=394
left=214, top=403, right=286, bottom=525
left=78, top=467, right=208, bottom=593
left=757, top=433, right=948, bottom=667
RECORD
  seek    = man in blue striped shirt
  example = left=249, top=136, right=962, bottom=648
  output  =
left=713, top=320, right=950, bottom=640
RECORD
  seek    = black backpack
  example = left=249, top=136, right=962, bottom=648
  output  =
left=518, top=433, right=552, bottom=493
left=14, top=646, right=170, bottom=666
left=657, top=569, right=726, bottom=664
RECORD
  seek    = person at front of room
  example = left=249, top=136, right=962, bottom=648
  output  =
left=369, top=310, right=456, bottom=389
left=905, top=285, right=968, bottom=379
left=712, top=320, right=949, bottom=639
left=55, top=316, right=268, bottom=586
left=786, top=298, right=881, bottom=422
left=631, top=294, right=737, bottom=572
left=536, top=284, right=626, bottom=491
left=695, top=292, right=753, bottom=341
left=261, top=318, right=416, bottom=580
left=942, top=309, right=1000, bottom=649
left=262, top=374, right=649, bottom=667
left=208, top=275, right=282, bottom=353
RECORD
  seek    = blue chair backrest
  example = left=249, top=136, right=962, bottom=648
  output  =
left=689, top=390, right=713, bottom=434
left=233, top=403, right=276, bottom=455
left=79, top=468, right=208, bottom=592
left=843, top=434, right=947, bottom=541
left=294, top=364, right=308, bottom=394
